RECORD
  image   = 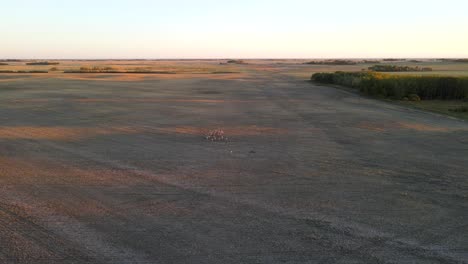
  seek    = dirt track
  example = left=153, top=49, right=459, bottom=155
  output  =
left=0, top=66, right=467, bottom=263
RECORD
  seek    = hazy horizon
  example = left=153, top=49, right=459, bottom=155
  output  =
left=2, top=0, right=468, bottom=59
left=1, top=57, right=467, bottom=61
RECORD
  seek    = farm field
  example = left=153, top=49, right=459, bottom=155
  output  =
left=398, top=100, right=468, bottom=120
left=0, top=60, right=467, bottom=263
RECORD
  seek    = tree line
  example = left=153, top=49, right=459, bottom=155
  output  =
left=312, top=72, right=468, bottom=100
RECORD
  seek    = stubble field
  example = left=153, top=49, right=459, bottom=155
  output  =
left=0, top=60, right=467, bottom=263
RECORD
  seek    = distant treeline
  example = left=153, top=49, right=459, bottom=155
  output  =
left=311, top=72, right=468, bottom=100
left=304, top=60, right=385, bottom=65
left=226, top=60, right=246, bottom=64
left=26, top=61, right=60, bottom=65
left=0, top=63, right=8, bottom=65
left=304, top=60, right=358, bottom=65
left=0, top=70, right=48, bottom=73
left=438, top=59, right=468, bottom=63
left=65, top=66, right=120, bottom=73
left=368, top=65, right=433, bottom=72
left=64, top=66, right=176, bottom=74
left=362, top=60, right=381, bottom=64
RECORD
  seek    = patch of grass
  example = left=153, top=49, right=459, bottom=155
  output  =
left=127, top=67, right=176, bottom=74
left=211, top=71, right=240, bottom=74
left=130, top=71, right=176, bottom=74
left=449, top=106, right=468, bottom=112
left=399, top=100, right=468, bottom=120
left=408, top=94, right=421, bottom=101
left=64, top=66, right=120, bottom=73
left=79, top=66, right=118, bottom=72
left=127, top=67, right=153, bottom=73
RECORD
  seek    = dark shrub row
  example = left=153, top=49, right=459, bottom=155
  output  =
left=26, top=61, right=59, bottom=65
left=18, top=70, right=48, bottom=73
left=64, top=66, right=176, bottom=74
left=64, top=66, right=119, bottom=73
left=226, top=60, right=246, bottom=64
left=64, top=69, right=177, bottom=74
left=449, top=106, right=468, bottom=112
left=312, top=72, right=468, bottom=100
left=439, top=59, right=468, bottom=63
left=368, top=65, right=432, bottom=72
left=304, top=60, right=357, bottom=65
left=304, top=60, right=382, bottom=65
left=362, top=60, right=381, bottom=64
left=0, top=70, right=48, bottom=73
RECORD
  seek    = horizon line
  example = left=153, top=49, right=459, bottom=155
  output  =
left=1, top=57, right=467, bottom=61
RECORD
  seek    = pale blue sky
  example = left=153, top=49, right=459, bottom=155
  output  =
left=1, top=0, right=467, bottom=58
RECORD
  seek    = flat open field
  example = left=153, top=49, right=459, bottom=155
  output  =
left=0, top=60, right=467, bottom=263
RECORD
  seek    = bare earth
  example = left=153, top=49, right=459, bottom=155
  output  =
left=0, top=61, right=467, bottom=263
